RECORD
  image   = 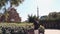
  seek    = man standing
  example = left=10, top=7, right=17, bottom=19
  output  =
left=33, top=18, right=40, bottom=34
left=33, top=18, right=40, bottom=30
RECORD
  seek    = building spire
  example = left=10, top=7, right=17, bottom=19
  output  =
left=37, top=6, right=39, bottom=18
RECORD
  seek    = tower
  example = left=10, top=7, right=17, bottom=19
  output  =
left=37, top=6, right=39, bottom=18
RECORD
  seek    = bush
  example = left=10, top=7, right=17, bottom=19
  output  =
left=38, top=25, right=45, bottom=33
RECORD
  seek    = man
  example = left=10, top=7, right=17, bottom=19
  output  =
left=33, top=18, right=40, bottom=34
left=33, top=18, right=40, bottom=30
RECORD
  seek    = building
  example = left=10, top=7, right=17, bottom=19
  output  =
left=0, top=7, right=21, bottom=22
left=7, top=8, right=21, bottom=22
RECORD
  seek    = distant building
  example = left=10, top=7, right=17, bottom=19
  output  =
left=7, top=8, right=21, bottom=22
left=0, top=7, right=21, bottom=22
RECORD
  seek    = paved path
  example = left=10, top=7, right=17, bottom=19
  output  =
left=28, top=29, right=60, bottom=34
left=45, top=29, right=60, bottom=34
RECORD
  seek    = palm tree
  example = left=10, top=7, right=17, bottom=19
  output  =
left=28, top=15, right=38, bottom=22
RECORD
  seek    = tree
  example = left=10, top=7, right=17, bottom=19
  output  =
left=48, top=12, right=57, bottom=18
left=28, top=15, right=38, bottom=23
left=0, top=0, right=8, bottom=9
left=40, top=12, right=60, bottom=21
left=4, top=8, right=9, bottom=22
left=0, top=0, right=24, bottom=9
left=10, top=0, right=24, bottom=7
left=40, top=15, right=48, bottom=20
left=0, top=0, right=24, bottom=22
left=48, top=12, right=58, bottom=20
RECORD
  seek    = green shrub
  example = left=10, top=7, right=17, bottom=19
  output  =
left=38, top=25, right=45, bottom=32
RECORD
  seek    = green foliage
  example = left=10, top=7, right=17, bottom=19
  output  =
left=40, top=12, right=60, bottom=21
left=28, top=15, right=38, bottom=22
left=3, top=8, right=9, bottom=22
left=10, top=0, right=24, bottom=6
left=0, top=23, right=45, bottom=34
left=0, top=0, right=8, bottom=9
left=39, top=25, right=45, bottom=32
left=0, top=0, right=24, bottom=9
left=40, top=15, right=48, bottom=20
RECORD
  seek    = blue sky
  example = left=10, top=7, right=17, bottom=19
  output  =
left=16, top=0, right=37, bottom=21
left=0, top=0, right=60, bottom=22
left=16, top=0, right=60, bottom=21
